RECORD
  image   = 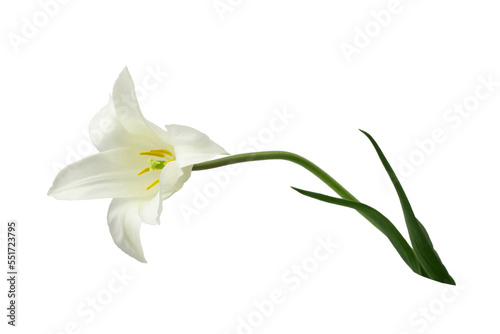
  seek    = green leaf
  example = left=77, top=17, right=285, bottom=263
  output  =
left=291, top=186, right=426, bottom=277
left=359, top=130, right=455, bottom=285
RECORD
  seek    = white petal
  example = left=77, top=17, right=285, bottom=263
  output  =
left=47, top=148, right=162, bottom=200
left=158, top=160, right=192, bottom=201
left=139, top=161, right=192, bottom=225
left=89, top=97, right=166, bottom=152
left=107, top=198, right=148, bottom=263
left=137, top=161, right=192, bottom=225
left=112, top=67, right=150, bottom=135
left=89, top=68, right=173, bottom=152
left=112, top=68, right=172, bottom=144
left=138, top=192, right=162, bottom=225
left=165, top=124, right=229, bottom=167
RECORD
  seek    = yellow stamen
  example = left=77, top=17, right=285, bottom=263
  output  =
left=140, top=151, right=164, bottom=158
left=150, top=149, right=173, bottom=156
left=137, top=167, right=151, bottom=175
left=138, top=151, right=176, bottom=190
left=146, top=179, right=160, bottom=190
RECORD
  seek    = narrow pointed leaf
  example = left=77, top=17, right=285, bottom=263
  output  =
left=291, top=186, right=426, bottom=277
left=359, top=130, right=455, bottom=285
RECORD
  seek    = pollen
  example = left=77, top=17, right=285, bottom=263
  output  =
left=137, top=167, right=151, bottom=176
left=163, top=158, right=176, bottom=165
left=140, top=151, right=165, bottom=158
left=146, top=179, right=160, bottom=190
left=150, top=149, right=173, bottom=156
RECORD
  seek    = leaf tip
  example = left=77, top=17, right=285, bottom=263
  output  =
left=358, top=129, right=371, bottom=138
left=290, top=186, right=308, bottom=196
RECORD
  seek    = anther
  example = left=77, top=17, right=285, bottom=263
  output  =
left=140, top=151, right=164, bottom=158
left=163, top=158, right=176, bottom=165
left=150, top=149, right=173, bottom=156
left=137, top=167, right=150, bottom=176
left=146, top=179, right=160, bottom=190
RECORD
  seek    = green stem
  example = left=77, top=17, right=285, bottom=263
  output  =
left=192, top=151, right=381, bottom=229
left=193, top=151, right=355, bottom=199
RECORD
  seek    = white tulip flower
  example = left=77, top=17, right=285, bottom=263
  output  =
left=48, top=67, right=228, bottom=262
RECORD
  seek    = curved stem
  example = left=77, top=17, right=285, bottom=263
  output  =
left=193, top=151, right=357, bottom=200
left=192, top=151, right=383, bottom=229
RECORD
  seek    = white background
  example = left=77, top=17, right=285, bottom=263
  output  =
left=1, top=0, right=499, bottom=333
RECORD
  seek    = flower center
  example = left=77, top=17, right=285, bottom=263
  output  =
left=137, top=149, right=176, bottom=190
